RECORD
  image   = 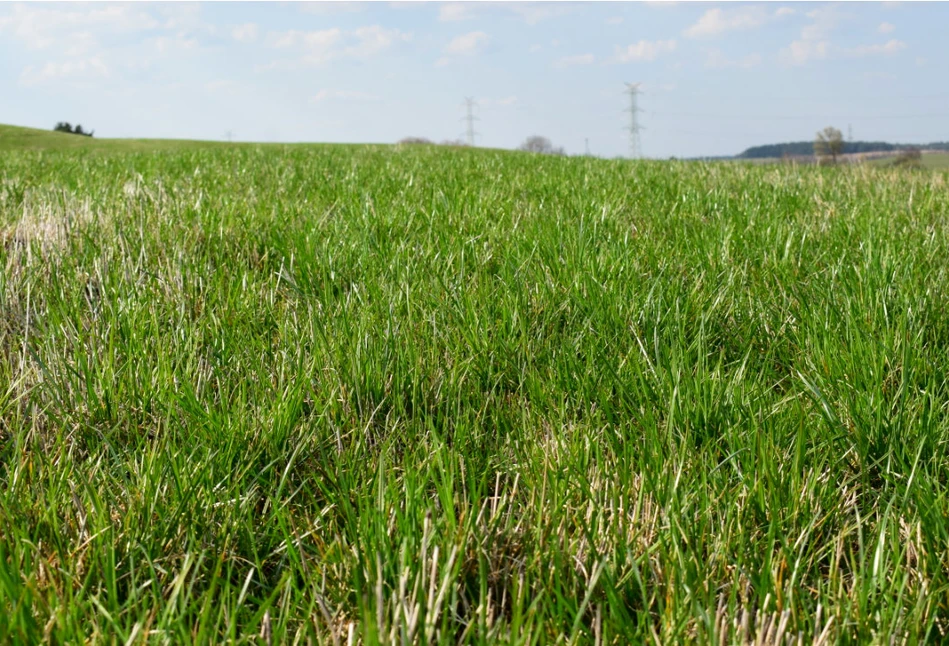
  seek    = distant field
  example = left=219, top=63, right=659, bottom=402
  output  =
left=0, top=123, right=235, bottom=153
left=2, top=124, right=949, bottom=643
left=865, top=151, right=949, bottom=170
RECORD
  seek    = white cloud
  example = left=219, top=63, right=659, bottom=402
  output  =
left=780, top=39, right=829, bottom=65
left=606, top=16, right=624, bottom=25
left=438, top=3, right=474, bottom=22
left=529, top=44, right=542, bottom=53
left=20, top=56, right=109, bottom=86
left=779, top=6, right=845, bottom=66
left=299, top=3, right=367, bottom=15
left=270, top=28, right=342, bottom=50
left=846, top=39, right=907, bottom=57
left=506, top=2, right=575, bottom=25
left=916, top=56, right=927, bottom=66
left=434, top=56, right=451, bottom=68
left=800, top=6, right=844, bottom=42
left=555, top=53, right=595, bottom=67
left=151, top=33, right=199, bottom=56
left=206, top=79, right=237, bottom=93
left=348, top=25, right=411, bottom=57
left=684, top=6, right=794, bottom=39
left=0, top=3, right=160, bottom=49
left=63, top=31, right=98, bottom=57
left=614, top=39, right=677, bottom=63
left=265, top=25, right=410, bottom=66
left=445, top=30, right=489, bottom=55
left=232, top=23, right=258, bottom=43
left=684, top=7, right=769, bottom=38
left=479, top=95, right=519, bottom=107
left=878, top=22, right=896, bottom=34
left=310, top=89, right=381, bottom=104
left=705, top=49, right=762, bottom=69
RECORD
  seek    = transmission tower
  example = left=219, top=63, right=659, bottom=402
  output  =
left=463, top=97, right=479, bottom=146
left=848, top=124, right=853, bottom=142
left=625, top=82, right=642, bottom=159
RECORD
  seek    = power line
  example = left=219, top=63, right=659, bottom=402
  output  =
left=625, top=82, right=642, bottom=159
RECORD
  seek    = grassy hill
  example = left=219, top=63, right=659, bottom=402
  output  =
left=0, top=122, right=238, bottom=153
left=2, top=125, right=949, bottom=643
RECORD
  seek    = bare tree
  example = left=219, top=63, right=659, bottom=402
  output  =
left=518, top=135, right=565, bottom=156
left=814, top=127, right=844, bottom=165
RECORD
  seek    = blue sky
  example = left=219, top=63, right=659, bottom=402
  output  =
left=1, top=1, right=947, bottom=157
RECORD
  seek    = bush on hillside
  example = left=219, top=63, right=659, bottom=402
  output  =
left=54, top=122, right=94, bottom=137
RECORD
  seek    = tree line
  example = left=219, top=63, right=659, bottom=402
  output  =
left=399, top=134, right=567, bottom=156
left=740, top=139, right=949, bottom=159
left=53, top=122, right=94, bottom=137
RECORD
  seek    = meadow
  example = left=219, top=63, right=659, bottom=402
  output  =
left=1, top=129, right=949, bottom=644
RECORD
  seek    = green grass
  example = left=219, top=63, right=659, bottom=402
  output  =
left=918, top=153, right=949, bottom=170
left=2, top=133, right=949, bottom=644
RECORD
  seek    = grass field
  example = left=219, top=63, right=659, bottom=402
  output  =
left=865, top=152, right=949, bottom=171
left=0, top=123, right=242, bottom=153
left=2, top=124, right=949, bottom=644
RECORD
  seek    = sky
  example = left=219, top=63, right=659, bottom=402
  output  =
left=2, top=1, right=948, bottom=158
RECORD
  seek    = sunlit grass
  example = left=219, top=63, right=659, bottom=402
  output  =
left=1, top=144, right=948, bottom=644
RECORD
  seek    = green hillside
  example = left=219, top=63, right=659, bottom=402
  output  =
left=0, top=122, right=236, bottom=153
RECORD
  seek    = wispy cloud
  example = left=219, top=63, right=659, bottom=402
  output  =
left=445, top=30, right=489, bottom=55
left=232, top=23, right=258, bottom=43
left=265, top=25, right=411, bottom=67
left=206, top=79, right=237, bottom=93
left=780, top=6, right=846, bottom=65
left=20, top=56, right=109, bottom=86
left=299, top=3, right=367, bottom=16
left=310, top=88, right=381, bottom=104
left=684, top=6, right=792, bottom=39
left=780, top=39, right=829, bottom=65
left=845, top=39, right=907, bottom=57
left=555, top=53, right=595, bottom=68
left=0, top=4, right=160, bottom=50
left=506, top=2, right=575, bottom=26
left=614, top=39, right=677, bottom=63
left=705, top=49, right=762, bottom=69
left=878, top=22, right=895, bottom=34
left=479, top=95, right=519, bottom=107
left=606, top=16, right=624, bottom=26
left=438, top=3, right=474, bottom=22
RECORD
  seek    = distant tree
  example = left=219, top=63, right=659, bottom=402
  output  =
left=518, top=135, right=565, bottom=156
left=440, top=139, right=469, bottom=147
left=398, top=137, right=433, bottom=145
left=53, top=122, right=94, bottom=137
left=892, top=147, right=923, bottom=168
left=814, top=127, right=844, bottom=165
